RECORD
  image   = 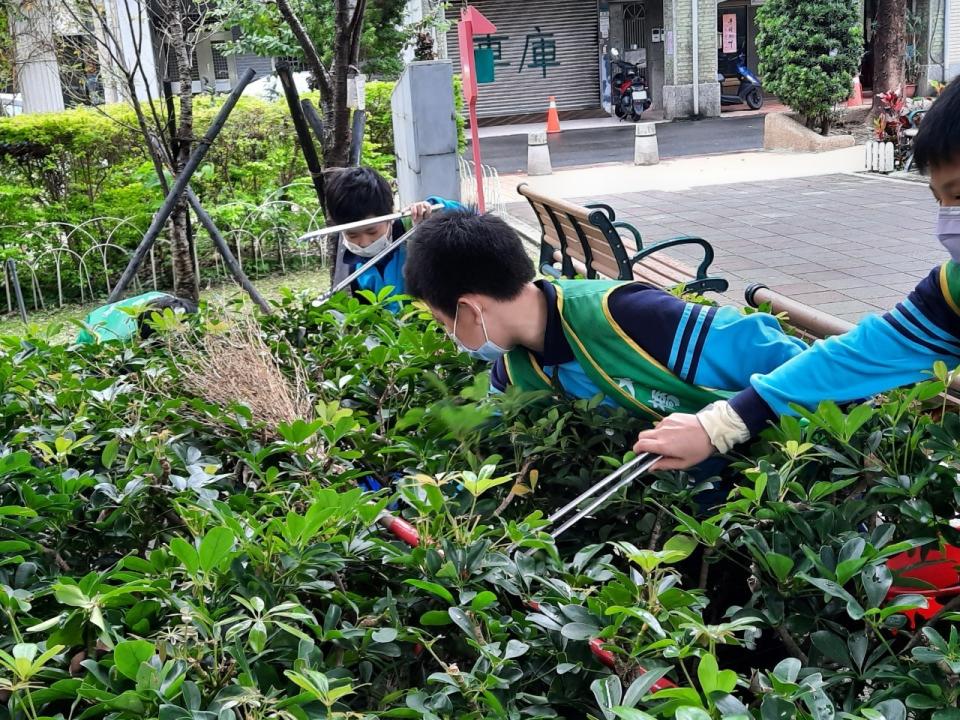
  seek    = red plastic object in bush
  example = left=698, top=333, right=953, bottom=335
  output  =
left=588, top=638, right=677, bottom=691
left=885, top=543, right=960, bottom=625
left=377, top=514, right=421, bottom=548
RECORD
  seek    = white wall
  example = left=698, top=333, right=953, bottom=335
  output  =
left=104, top=0, right=159, bottom=104
left=949, top=0, right=960, bottom=78
left=10, top=0, right=65, bottom=113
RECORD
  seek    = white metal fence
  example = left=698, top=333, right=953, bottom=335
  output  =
left=459, top=157, right=507, bottom=216
left=1, top=182, right=328, bottom=318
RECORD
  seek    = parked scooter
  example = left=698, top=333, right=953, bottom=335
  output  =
left=718, top=53, right=763, bottom=110
left=610, top=48, right=652, bottom=121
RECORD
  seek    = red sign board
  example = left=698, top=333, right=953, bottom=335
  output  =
left=722, top=13, right=737, bottom=54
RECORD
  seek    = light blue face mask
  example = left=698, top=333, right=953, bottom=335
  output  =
left=938, top=206, right=960, bottom=263
left=452, top=302, right=509, bottom=363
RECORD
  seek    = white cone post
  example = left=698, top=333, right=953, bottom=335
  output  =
left=527, top=131, right=553, bottom=176
left=634, top=123, right=659, bottom=166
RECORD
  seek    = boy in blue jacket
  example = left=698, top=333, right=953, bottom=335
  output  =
left=326, top=167, right=460, bottom=308
left=633, top=77, right=960, bottom=469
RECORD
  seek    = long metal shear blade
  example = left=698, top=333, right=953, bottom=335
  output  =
left=546, top=452, right=661, bottom=540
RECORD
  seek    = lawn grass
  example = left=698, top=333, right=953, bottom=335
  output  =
left=0, top=266, right=332, bottom=342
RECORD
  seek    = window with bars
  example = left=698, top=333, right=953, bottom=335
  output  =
left=623, top=2, right=646, bottom=49
left=166, top=48, right=200, bottom=82
left=211, top=42, right=230, bottom=80
left=56, top=34, right=103, bottom=107
left=276, top=56, right=307, bottom=73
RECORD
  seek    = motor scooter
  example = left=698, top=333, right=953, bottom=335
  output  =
left=610, top=48, right=652, bottom=121
left=718, top=53, right=763, bottom=110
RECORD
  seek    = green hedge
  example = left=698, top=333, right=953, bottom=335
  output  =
left=0, top=77, right=464, bottom=303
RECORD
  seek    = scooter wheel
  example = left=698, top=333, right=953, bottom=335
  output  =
left=745, top=88, right=763, bottom=110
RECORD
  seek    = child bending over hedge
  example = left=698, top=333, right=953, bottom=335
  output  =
left=402, top=210, right=812, bottom=490
left=633, top=76, right=960, bottom=469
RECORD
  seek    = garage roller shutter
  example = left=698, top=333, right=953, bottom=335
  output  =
left=446, top=0, right=600, bottom=117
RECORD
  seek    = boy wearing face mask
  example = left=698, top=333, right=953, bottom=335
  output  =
left=403, top=212, right=811, bottom=462
left=326, top=167, right=461, bottom=309
left=633, top=77, right=960, bottom=471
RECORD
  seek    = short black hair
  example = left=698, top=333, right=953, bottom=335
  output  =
left=323, top=166, right=393, bottom=224
left=404, top=211, right=535, bottom=317
left=139, top=295, right=198, bottom=339
left=913, top=77, right=960, bottom=174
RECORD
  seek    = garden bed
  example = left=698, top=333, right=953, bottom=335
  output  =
left=0, top=291, right=958, bottom=719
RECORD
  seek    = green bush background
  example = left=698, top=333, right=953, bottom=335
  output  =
left=0, top=78, right=465, bottom=303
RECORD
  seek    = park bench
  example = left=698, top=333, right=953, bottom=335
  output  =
left=745, top=283, right=960, bottom=405
left=517, top=183, right=728, bottom=295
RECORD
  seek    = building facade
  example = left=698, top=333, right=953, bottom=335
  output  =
left=949, top=0, right=960, bottom=79
left=5, top=0, right=282, bottom=114
left=443, top=0, right=722, bottom=121
left=438, top=0, right=957, bottom=123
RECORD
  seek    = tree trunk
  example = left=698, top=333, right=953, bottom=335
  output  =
left=167, top=6, right=199, bottom=301
left=327, top=0, right=364, bottom=168
left=872, top=0, right=907, bottom=112
left=274, top=0, right=366, bottom=169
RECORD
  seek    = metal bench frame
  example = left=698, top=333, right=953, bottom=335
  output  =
left=518, top=183, right=728, bottom=295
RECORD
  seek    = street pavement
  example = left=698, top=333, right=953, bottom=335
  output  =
left=472, top=115, right=765, bottom=174
left=505, top=172, right=940, bottom=323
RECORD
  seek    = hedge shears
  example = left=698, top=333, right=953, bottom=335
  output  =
left=298, top=204, right=445, bottom=305
left=375, top=452, right=674, bottom=689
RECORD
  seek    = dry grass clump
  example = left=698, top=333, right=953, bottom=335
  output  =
left=176, top=314, right=314, bottom=439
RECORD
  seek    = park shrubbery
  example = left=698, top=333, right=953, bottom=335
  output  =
left=756, top=0, right=863, bottom=133
left=0, top=289, right=958, bottom=719
left=0, top=78, right=464, bottom=306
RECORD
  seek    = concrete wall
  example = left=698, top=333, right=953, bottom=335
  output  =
left=663, top=0, right=720, bottom=119
left=11, top=0, right=64, bottom=113
left=391, top=61, right=460, bottom=207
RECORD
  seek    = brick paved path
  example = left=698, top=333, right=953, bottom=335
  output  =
left=506, top=173, right=940, bottom=323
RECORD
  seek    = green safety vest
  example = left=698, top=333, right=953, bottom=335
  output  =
left=940, top=262, right=960, bottom=316
left=502, top=279, right=733, bottom=420
left=76, top=291, right=172, bottom=345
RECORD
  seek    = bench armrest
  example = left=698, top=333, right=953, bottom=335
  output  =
left=629, top=235, right=717, bottom=280
left=612, top=221, right=643, bottom=250
left=585, top=202, right=617, bottom=222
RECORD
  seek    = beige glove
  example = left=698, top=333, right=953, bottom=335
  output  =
left=696, top=400, right=751, bottom=454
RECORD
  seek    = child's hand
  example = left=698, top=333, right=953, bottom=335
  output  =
left=408, top=201, right=435, bottom=225
left=633, top=413, right=716, bottom=470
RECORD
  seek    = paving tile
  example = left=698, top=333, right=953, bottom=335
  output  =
left=766, top=281, right=830, bottom=295
left=547, top=174, right=947, bottom=319
left=848, top=284, right=914, bottom=300
left=816, top=300, right=885, bottom=316
left=788, top=290, right=853, bottom=305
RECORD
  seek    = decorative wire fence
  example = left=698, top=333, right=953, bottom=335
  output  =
left=459, top=157, right=506, bottom=216
left=2, top=168, right=498, bottom=321
left=1, top=182, right=329, bottom=319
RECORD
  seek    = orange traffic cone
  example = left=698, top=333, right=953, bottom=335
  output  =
left=848, top=75, right=863, bottom=108
left=546, top=96, right=561, bottom=134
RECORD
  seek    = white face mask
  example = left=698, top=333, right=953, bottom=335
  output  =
left=937, top=206, right=960, bottom=263
left=343, top=228, right=391, bottom=258
left=451, top=302, right=510, bottom=362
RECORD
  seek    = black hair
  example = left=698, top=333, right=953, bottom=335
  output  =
left=404, top=211, right=535, bottom=317
left=139, top=295, right=198, bottom=339
left=913, top=77, right=960, bottom=174
left=323, top=166, right=393, bottom=224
